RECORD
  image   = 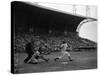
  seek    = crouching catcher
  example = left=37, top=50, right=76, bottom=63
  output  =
left=24, top=41, right=49, bottom=64
left=34, top=46, right=49, bottom=63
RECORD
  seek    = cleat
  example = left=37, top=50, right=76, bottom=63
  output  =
left=46, top=59, right=49, bottom=62
left=44, top=58, right=49, bottom=62
left=24, top=61, right=27, bottom=63
left=54, top=58, right=59, bottom=61
left=69, top=59, right=73, bottom=61
left=68, top=56, right=72, bottom=61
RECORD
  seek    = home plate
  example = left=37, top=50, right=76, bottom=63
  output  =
left=61, top=62, right=68, bottom=64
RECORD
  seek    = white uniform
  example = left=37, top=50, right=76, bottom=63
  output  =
left=58, top=43, right=70, bottom=59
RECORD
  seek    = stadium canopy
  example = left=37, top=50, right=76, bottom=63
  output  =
left=12, top=1, right=97, bottom=34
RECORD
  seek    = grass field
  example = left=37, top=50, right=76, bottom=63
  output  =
left=14, top=50, right=97, bottom=74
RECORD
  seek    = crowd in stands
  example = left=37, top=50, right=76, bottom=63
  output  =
left=14, top=32, right=97, bottom=53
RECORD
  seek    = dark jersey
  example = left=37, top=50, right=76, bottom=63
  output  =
left=25, top=42, right=34, bottom=54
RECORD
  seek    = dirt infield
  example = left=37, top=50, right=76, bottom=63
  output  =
left=14, top=50, right=97, bottom=73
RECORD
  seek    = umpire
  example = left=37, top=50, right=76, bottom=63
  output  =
left=24, top=41, right=36, bottom=64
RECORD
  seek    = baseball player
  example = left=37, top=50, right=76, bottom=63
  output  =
left=54, top=40, right=72, bottom=61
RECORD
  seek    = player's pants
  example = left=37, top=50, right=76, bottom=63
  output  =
left=58, top=51, right=71, bottom=59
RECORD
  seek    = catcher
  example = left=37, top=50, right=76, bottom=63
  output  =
left=24, top=40, right=49, bottom=64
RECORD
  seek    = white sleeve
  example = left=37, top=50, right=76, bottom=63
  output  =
left=66, top=44, right=68, bottom=48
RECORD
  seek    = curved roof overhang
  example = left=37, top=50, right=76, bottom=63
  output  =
left=11, top=1, right=97, bottom=33
left=76, top=19, right=97, bottom=32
